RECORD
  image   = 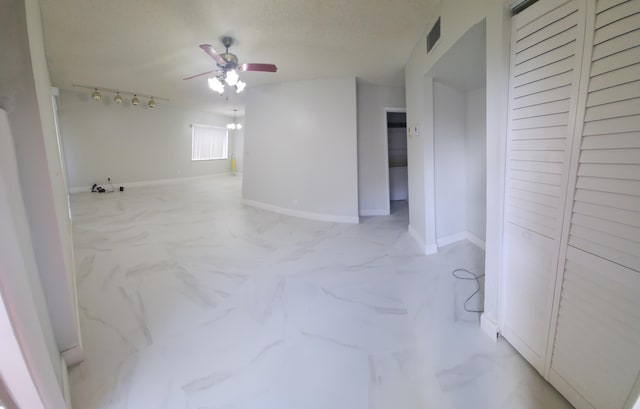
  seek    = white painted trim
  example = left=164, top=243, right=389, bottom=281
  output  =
left=61, top=343, right=84, bottom=366
left=242, top=199, right=360, bottom=224
left=436, top=232, right=469, bottom=248
left=359, top=208, right=389, bottom=216
left=68, top=173, right=232, bottom=194
left=60, top=355, right=71, bottom=407
left=436, top=231, right=486, bottom=250
left=466, top=232, right=486, bottom=251
left=481, top=313, right=499, bottom=341
left=408, top=224, right=438, bottom=255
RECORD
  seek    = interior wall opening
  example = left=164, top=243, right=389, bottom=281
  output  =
left=386, top=111, right=408, bottom=215
left=429, top=20, right=487, bottom=314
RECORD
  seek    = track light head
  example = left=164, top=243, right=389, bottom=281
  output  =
left=148, top=98, right=156, bottom=108
left=114, top=92, right=123, bottom=104
left=91, top=88, right=102, bottom=101
left=132, top=95, right=140, bottom=106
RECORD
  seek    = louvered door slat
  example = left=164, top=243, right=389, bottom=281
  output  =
left=549, top=1, right=640, bottom=408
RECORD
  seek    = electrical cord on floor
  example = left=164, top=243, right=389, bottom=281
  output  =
left=452, top=268, right=485, bottom=313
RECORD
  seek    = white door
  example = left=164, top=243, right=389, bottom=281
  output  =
left=501, top=0, right=588, bottom=372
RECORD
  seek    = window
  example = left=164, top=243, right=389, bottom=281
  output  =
left=191, top=124, right=228, bottom=161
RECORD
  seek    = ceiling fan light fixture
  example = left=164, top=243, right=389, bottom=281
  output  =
left=131, top=95, right=140, bottom=106
left=235, top=80, right=246, bottom=93
left=114, top=92, right=123, bottom=104
left=225, top=69, right=239, bottom=86
left=91, top=88, right=102, bottom=101
left=208, top=77, right=225, bottom=94
left=148, top=98, right=156, bottom=108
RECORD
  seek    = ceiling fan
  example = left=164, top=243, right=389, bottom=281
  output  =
left=183, top=36, right=277, bottom=94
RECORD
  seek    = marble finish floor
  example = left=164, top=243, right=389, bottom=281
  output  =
left=69, top=176, right=572, bottom=409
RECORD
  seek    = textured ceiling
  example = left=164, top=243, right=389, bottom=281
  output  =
left=40, top=0, right=436, bottom=116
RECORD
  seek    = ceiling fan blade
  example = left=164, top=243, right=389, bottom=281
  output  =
left=182, top=70, right=217, bottom=80
left=239, top=63, right=278, bottom=73
left=199, top=44, right=227, bottom=66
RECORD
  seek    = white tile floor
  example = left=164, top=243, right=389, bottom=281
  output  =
left=68, top=176, right=572, bottom=409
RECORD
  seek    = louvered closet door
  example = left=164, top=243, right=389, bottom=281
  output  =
left=548, top=1, right=640, bottom=408
left=502, top=0, right=587, bottom=372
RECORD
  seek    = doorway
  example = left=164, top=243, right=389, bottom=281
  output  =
left=386, top=110, right=408, bottom=215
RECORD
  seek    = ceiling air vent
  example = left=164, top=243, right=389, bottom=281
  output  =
left=427, top=17, right=441, bottom=54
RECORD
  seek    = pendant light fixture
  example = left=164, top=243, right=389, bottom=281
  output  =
left=91, top=88, right=102, bottom=101
left=226, top=109, right=242, bottom=130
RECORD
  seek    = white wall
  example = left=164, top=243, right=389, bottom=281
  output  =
left=58, top=90, right=233, bottom=190
left=356, top=82, right=405, bottom=215
left=0, top=0, right=73, bottom=401
left=1, top=0, right=80, bottom=404
left=465, top=87, right=486, bottom=241
left=243, top=77, right=359, bottom=223
left=405, top=0, right=510, bottom=334
left=232, top=127, right=244, bottom=174
left=434, top=81, right=467, bottom=238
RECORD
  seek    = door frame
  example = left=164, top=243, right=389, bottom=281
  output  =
left=383, top=107, right=407, bottom=215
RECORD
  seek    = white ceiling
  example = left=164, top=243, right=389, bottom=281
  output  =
left=40, top=0, right=436, bottom=116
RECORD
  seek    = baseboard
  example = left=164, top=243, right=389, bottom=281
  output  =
left=436, top=231, right=486, bottom=251
left=408, top=224, right=438, bottom=255
left=359, top=208, right=389, bottom=216
left=436, top=232, right=468, bottom=248
left=242, top=199, right=360, bottom=224
left=61, top=343, right=84, bottom=366
left=69, top=173, right=232, bottom=194
left=466, top=232, right=486, bottom=250
left=480, top=313, right=499, bottom=341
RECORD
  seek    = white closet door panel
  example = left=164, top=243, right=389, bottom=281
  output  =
left=518, top=0, right=576, bottom=38
left=572, top=212, right=640, bottom=241
left=511, top=137, right=568, bottom=150
left=574, top=188, right=640, bottom=211
left=590, top=61, right=640, bottom=86
left=514, top=85, right=573, bottom=108
left=596, top=0, right=631, bottom=13
left=583, top=114, right=640, bottom=135
left=549, top=2, right=640, bottom=406
left=596, top=0, right=640, bottom=27
left=510, top=186, right=563, bottom=208
left=514, top=57, right=575, bottom=87
left=504, top=0, right=584, bottom=374
left=513, top=99, right=572, bottom=119
left=581, top=132, right=640, bottom=148
left=591, top=49, right=640, bottom=77
left=510, top=159, right=565, bottom=174
left=515, top=71, right=574, bottom=96
left=585, top=97, right=640, bottom=121
left=510, top=196, right=561, bottom=217
left=578, top=163, right=640, bottom=179
left=580, top=146, right=640, bottom=163
left=510, top=168, right=564, bottom=185
left=510, top=149, right=566, bottom=162
left=551, top=247, right=640, bottom=409
left=516, top=42, right=578, bottom=74
left=573, top=200, right=640, bottom=226
left=593, top=13, right=640, bottom=45
left=576, top=176, right=640, bottom=195
left=517, top=11, right=579, bottom=52
left=516, top=26, right=579, bottom=64
left=587, top=84, right=640, bottom=107
left=511, top=125, right=568, bottom=139
left=503, top=222, right=558, bottom=369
